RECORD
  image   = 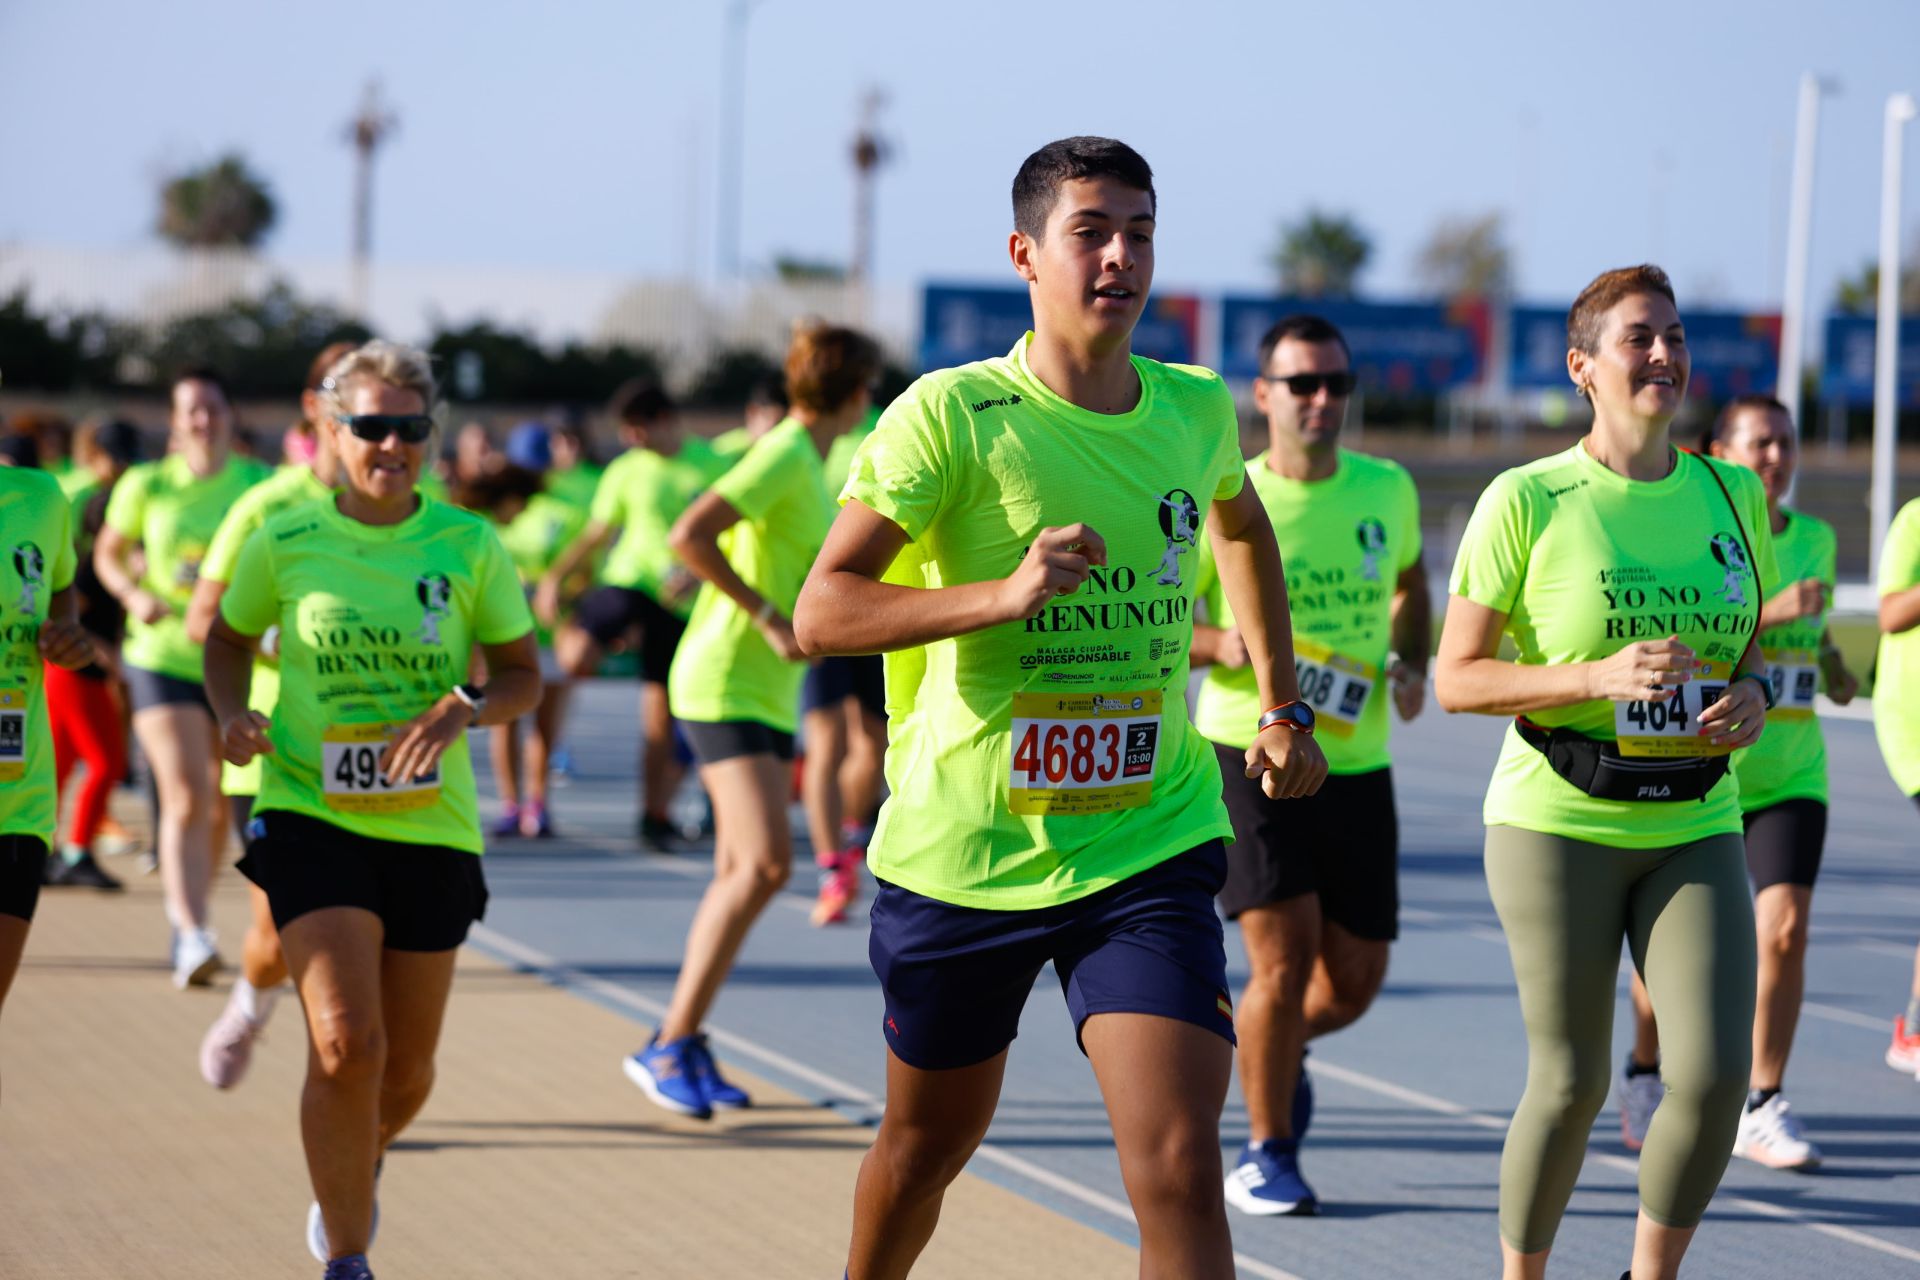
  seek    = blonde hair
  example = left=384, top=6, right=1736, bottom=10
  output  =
left=319, top=340, right=438, bottom=416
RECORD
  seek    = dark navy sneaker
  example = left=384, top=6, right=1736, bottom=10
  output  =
left=1223, top=1139, right=1319, bottom=1216
left=685, top=1033, right=751, bottom=1109
left=637, top=814, right=681, bottom=854
left=1291, top=1051, right=1314, bottom=1142
left=321, top=1253, right=375, bottom=1279
left=44, top=849, right=124, bottom=891
left=622, top=1034, right=712, bottom=1119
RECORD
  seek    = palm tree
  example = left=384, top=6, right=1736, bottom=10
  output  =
left=156, top=154, right=277, bottom=250
left=1271, top=210, right=1372, bottom=299
left=1415, top=212, right=1513, bottom=301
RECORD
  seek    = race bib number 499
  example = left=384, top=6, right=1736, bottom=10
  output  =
left=1009, top=690, right=1161, bottom=816
left=1613, top=661, right=1733, bottom=758
left=322, top=722, right=441, bottom=814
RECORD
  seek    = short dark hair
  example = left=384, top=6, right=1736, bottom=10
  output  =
left=1699, top=393, right=1790, bottom=453
left=171, top=364, right=231, bottom=402
left=1567, top=264, right=1676, bottom=357
left=748, top=370, right=789, bottom=412
left=1257, top=314, right=1352, bottom=371
left=607, top=378, right=675, bottom=429
left=1012, top=136, right=1155, bottom=240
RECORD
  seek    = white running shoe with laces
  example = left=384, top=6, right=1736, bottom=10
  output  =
left=199, top=994, right=264, bottom=1089
left=1733, top=1094, right=1822, bottom=1170
left=172, top=928, right=222, bottom=989
left=1617, top=1067, right=1663, bottom=1152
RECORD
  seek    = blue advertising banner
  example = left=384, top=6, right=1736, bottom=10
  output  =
left=1217, top=296, right=1486, bottom=393
left=1511, top=304, right=1780, bottom=399
left=1822, top=314, right=1920, bottom=408
left=919, top=283, right=1199, bottom=370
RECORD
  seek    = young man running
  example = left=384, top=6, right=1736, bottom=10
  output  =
left=795, top=136, right=1326, bottom=1280
left=1192, top=314, right=1427, bottom=1215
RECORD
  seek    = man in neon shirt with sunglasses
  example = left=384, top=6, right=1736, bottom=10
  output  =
left=1192, top=314, right=1428, bottom=1215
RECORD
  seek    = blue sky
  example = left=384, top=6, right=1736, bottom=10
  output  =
left=2, top=0, right=1916, bottom=315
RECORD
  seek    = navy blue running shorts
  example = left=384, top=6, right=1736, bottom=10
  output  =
left=868, top=840, right=1234, bottom=1071
left=801, top=654, right=886, bottom=719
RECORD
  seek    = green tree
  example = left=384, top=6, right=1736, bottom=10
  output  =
left=157, top=154, right=278, bottom=249
left=1834, top=252, right=1920, bottom=315
left=148, top=281, right=370, bottom=394
left=1271, top=210, right=1372, bottom=298
left=1414, top=212, right=1512, bottom=300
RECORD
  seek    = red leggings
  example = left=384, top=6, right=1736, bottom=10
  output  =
left=45, top=663, right=127, bottom=849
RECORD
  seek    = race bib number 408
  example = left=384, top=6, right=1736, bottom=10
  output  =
left=322, top=722, right=441, bottom=814
left=1613, top=661, right=1733, bottom=758
left=1009, top=690, right=1161, bottom=817
left=1292, top=637, right=1377, bottom=739
left=0, top=685, right=24, bottom=782
left=1763, top=647, right=1818, bottom=721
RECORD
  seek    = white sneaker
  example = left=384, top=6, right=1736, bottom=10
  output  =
left=1618, top=1066, right=1663, bottom=1152
left=306, top=1167, right=381, bottom=1263
left=199, top=994, right=264, bottom=1089
left=1733, top=1094, right=1822, bottom=1171
left=172, top=928, right=222, bottom=989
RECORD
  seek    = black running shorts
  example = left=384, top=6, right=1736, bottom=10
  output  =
left=1215, top=743, right=1400, bottom=940
left=1742, top=798, right=1826, bottom=891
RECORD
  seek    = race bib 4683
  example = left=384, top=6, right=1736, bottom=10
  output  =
left=322, top=722, right=441, bottom=814
left=1009, top=690, right=1161, bottom=817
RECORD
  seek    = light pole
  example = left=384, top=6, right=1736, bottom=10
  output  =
left=1870, top=91, right=1917, bottom=581
left=345, top=80, right=397, bottom=320
left=715, top=0, right=763, bottom=281
left=1777, top=72, right=1835, bottom=431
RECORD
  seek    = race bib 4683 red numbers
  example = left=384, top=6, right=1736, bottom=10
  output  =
left=1009, top=690, right=1161, bottom=817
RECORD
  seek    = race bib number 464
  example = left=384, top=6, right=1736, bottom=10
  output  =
left=1613, top=661, right=1733, bottom=758
left=322, top=723, right=441, bottom=814
left=1009, top=690, right=1161, bottom=816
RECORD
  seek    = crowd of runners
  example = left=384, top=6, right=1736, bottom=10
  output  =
left=3, top=135, right=1920, bottom=1280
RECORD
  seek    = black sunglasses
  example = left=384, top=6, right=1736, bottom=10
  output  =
left=335, top=413, right=435, bottom=444
left=1261, top=372, right=1358, bottom=398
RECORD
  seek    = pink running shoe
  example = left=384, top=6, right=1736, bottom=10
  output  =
left=810, top=850, right=865, bottom=927
left=200, top=996, right=264, bottom=1089
left=1887, top=1016, right=1920, bottom=1077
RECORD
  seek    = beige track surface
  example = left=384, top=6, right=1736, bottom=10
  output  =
left=0, top=867, right=1139, bottom=1279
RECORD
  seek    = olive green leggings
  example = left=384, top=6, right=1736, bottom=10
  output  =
left=1484, top=825, right=1755, bottom=1254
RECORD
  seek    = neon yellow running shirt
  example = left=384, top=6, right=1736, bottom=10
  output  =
left=105, top=454, right=270, bottom=681
left=1, top=469, right=79, bottom=844
left=1194, top=449, right=1420, bottom=770
left=1731, top=510, right=1835, bottom=811
left=666, top=419, right=836, bottom=733
left=200, top=465, right=333, bottom=796
left=1874, top=499, right=1920, bottom=797
left=841, top=334, right=1246, bottom=911
left=1449, top=443, right=1776, bottom=848
left=590, top=441, right=730, bottom=616
left=220, top=496, right=534, bottom=852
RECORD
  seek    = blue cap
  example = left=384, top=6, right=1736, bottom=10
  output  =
left=505, top=421, right=552, bottom=472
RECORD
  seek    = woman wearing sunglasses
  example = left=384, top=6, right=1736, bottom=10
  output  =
left=95, top=367, right=270, bottom=986
left=205, top=340, right=540, bottom=1280
left=1436, top=265, right=1774, bottom=1280
left=621, top=323, right=880, bottom=1117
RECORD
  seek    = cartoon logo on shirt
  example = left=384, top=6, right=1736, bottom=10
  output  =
left=1708, top=533, right=1750, bottom=607
left=11, top=542, right=44, bottom=615
left=415, top=573, right=453, bottom=646
left=1152, top=489, right=1199, bottom=588
left=1356, top=518, right=1388, bottom=582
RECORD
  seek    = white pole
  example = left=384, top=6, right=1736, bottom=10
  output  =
left=1870, top=92, right=1917, bottom=581
left=715, top=0, right=761, bottom=281
left=1778, top=73, right=1830, bottom=429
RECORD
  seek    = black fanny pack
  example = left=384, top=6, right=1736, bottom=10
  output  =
left=1514, top=717, right=1729, bottom=803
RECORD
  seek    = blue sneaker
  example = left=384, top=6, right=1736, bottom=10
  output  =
left=686, top=1033, right=751, bottom=1109
left=322, top=1255, right=375, bottom=1279
left=622, top=1034, right=713, bottom=1119
left=1291, top=1052, right=1314, bottom=1142
left=1223, top=1139, right=1319, bottom=1216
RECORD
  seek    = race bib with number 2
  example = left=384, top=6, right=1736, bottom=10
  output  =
left=1009, top=690, right=1161, bottom=816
